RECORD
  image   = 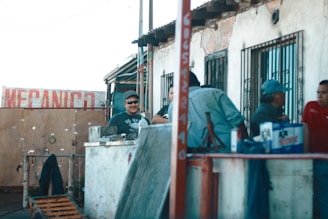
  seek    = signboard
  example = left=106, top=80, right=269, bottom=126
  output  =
left=260, top=122, right=304, bottom=153
left=1, top=86, right=106, bottom=108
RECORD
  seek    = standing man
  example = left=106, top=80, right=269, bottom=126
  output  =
left=103, top=90, right=150, bottom=139
left=248, top=79, right=290, bottom=219
left=168, top=71, right=248, bottom=152
left=251, top=79, right=290, bottom=136
left=302, top=80, right=328, bottom=219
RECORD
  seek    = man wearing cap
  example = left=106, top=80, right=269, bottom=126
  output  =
left=104, top=90, right=150, bottom=139
left=247, top=79, right=290, bottom=219
left=250, top=79, right=290, bottom=136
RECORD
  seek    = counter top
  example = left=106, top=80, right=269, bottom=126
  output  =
left=84, top=140, right=136, bottom=147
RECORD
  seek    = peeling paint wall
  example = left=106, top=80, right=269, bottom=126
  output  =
left=152, top=0, right=328, bottom=112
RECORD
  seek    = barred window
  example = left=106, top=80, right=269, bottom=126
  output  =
left=241, top=31, right=304, bottom=134
left=204, top=50, right=228, bottom=92
left=160, top=72, right=174, bottom=107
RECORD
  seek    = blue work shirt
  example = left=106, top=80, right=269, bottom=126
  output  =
left=168, top=86, right=245, bottom=151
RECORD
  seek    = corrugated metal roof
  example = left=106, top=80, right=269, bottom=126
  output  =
left=103, top=52, right=147, bottom=83
left=132, top=0, right=241, bottom=47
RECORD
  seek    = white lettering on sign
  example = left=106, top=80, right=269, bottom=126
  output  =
left=178, top=131, right=186, bottom=145
left=175, top=7, right=191, bottom=161
left=179, top=113, right=187, bottom=126
left=178, top=149, right=186, bottom=160
left=279, top=136, right=298, bottom=146
left=2, top=87, right=105, bottom=108
left=181, top=70, right=188, bottom=93
left=181, top=96, right=188, bottom=109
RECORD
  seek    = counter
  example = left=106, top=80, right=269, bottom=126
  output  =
left=84, top=140, right=137, bottom=219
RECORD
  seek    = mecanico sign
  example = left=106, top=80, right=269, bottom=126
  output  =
left=1, top=86, right=106, bottom=109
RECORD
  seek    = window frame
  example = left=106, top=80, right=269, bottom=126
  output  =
left=160, top=72, right=174, bottom=107
left=204, top=49, right=228, bottom=92
left=240, top=31, right=304, bottom=133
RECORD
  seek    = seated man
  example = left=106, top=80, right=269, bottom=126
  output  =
left=103, top=90, right=150, bottom=139
left=152, top=84, right=173, bottom=124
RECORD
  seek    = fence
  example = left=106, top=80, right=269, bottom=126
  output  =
left=22, top=154, right=85, bottom=208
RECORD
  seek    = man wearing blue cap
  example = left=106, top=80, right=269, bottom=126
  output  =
left=251, top=79, right=290, bottom=136
left=247, top=79, right=290, bottom=219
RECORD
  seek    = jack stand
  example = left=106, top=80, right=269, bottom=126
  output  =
left=200, top=112, right=227, bottom=152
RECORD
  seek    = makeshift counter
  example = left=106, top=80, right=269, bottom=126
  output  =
left=83, top=139, right=137, bottom=219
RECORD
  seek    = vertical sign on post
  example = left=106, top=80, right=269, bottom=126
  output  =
left=170, top=0, right=191, bottom=218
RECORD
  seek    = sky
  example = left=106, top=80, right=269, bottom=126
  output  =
left=0, top=0, right=207, bottom=93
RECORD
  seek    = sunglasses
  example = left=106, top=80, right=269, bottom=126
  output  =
left=126, top=100, right=139, bottom=105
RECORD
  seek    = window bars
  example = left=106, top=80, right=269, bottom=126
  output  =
left=241, top=31, right=304, bottom=132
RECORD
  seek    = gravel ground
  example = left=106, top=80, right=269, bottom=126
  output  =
left=0, top=189, right=24, bottom=216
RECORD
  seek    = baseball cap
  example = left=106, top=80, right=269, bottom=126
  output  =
left=261, top=80, right=289, bottom=95
left=124, top=90, right=139, bottom=100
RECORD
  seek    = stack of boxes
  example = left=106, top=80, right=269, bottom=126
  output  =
left=260, top=122, right=304, bottom=153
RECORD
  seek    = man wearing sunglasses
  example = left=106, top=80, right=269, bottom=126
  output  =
left=105, top=90, right=150, bottom=140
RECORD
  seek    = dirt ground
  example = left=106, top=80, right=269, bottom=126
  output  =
left=0, top=188, right=24, bottom=216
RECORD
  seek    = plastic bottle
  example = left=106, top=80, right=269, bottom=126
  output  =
left=138, top=113, right=148, bottom=134
left=230, top=127, right=241, bottom=153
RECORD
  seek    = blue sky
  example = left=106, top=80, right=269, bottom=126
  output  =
left=0, top=0, right=207, bottom=92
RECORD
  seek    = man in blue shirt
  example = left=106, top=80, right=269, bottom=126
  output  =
left=169, top=71, right=248, bottom=152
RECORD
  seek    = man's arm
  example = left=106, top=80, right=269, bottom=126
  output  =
left=151, top=115, right=168, bottom=124
left=102, top=115, right=118, bottom=136
left=303, top=122, right=310, bottom=152
left=237, top=122, right=249, bottom=139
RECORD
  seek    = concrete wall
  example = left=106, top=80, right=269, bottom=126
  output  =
left=267, top=160, right=312, bottom=219
left=84, top=125, right=313, bottom=219
left=84, top=141, right=137, bottom=219
left=183, top=158, right=312, bottom=219
left=152, top=0, right=328, bottom=112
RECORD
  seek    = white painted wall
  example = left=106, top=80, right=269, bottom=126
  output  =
left=84, top=127, right=313, bottom=219
left=230, top=0, right=328, bottom=104
left=152, top=44, right=175, bottom=115
left=84, top=142, right=137, bottom=219
left=152, top=0, right=328, bottom=112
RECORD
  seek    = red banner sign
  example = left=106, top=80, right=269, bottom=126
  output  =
left=2, top=87, right=105, bottom=108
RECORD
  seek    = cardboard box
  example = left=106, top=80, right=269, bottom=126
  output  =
left=260, top=122, right=304, bottom=154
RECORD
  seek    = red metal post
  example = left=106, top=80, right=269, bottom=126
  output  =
left=169, top=0, right=191, bottom=218
left=212, top=173, right=219, bottom=218
left=187, top=158, right=218, bottom=218
left=200, top=157, right=213, bottom=219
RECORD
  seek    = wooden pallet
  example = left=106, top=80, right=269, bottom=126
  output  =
left=29, top=194, right=83, bottom=219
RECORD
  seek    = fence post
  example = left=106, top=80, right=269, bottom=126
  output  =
left=68, top=155, right=74, bottom=197
left=200, top=157, right=214, bottom=218
left=22, top=155, right=29, bottom=208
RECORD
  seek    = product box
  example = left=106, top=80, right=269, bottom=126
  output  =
left=88, top=126, right=101, bottom=142
left=259, top=122, right=304, bottom=154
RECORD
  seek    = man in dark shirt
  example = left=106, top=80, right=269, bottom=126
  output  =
left=104, top=90, right=150, bottom=139
left=251, top=79, right=289, bottom=136
left=247, top=79, right=290, bottom=219
left=152, top=85, right=173, bottom=124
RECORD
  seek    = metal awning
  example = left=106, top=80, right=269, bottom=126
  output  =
left=132, top=0, right=241, bottom=47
